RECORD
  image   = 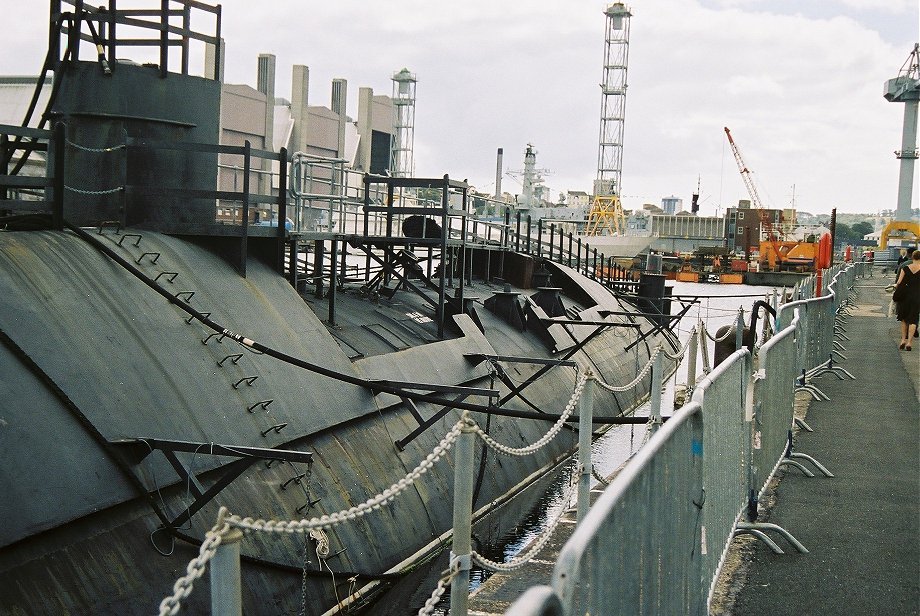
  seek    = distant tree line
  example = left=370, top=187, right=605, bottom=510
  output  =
left=834, top=221, right=874, bottom=245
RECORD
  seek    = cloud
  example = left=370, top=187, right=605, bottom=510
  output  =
left=0, top=0, right=914, bottom=215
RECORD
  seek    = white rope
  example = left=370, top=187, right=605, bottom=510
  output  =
left=228, top=421, right=464, bottom=535
left=310, top=528, right=330, bottom=559
left=471, top=477, right=580, bottom=572
left=471, top=375, right=587, bottom=456
left=703, top=322, right=735, bottom=343
left=594, top=347, right=659, bottom=393
left=660, top=326, right=696, bottom=361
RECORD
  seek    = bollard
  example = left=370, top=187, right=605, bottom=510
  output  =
left=576, top=373, right=596, bottom=523
left=210, top=527, right=244, bottom=616
left=648, top=350, right=663, bottom=434
left=450, top=421, right=476, bottom=616
left=686, top=327, right=698, bottom=391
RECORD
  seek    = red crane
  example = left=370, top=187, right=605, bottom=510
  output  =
left=724, top=127, right=785, bottom=266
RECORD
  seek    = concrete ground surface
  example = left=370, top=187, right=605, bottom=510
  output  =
left=724, top=276, right=919, bottom=615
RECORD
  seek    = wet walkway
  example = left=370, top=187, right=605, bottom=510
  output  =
left=727, top=276, right=919, bottom=615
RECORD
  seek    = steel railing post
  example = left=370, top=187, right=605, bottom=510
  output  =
left=687, top=328, right=698, bottom=392
left=210, top=527, right=243, bottom=616
left=450, top=421, right=476, bottom=616
left=735, top=309, right=745, bottom=351
left=577, top=373, right=596, bottom=523
left=649, top=350, right=663, bottom=434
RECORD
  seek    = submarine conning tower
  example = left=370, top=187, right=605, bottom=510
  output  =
left=46, top=1, right=227, bottom=232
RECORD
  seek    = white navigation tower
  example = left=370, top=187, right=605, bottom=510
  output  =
left=389, top=68, right=417, bottom=177
left=586, top=2, right=631, bottom=236
left=511, top=144, right=550, bottom=210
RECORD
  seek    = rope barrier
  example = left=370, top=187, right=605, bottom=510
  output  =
left=660, top=326, right=696, bottom=361
left=157, top=514, right=231, bottom=616
left=472, top=375, right=586, bottom=456
left=156, top=374, right=593, bottom=612
left=417, top=569, right=457, bottom=616
left=702, top=320, right=736, bottom=343
left=471, top=478, right=580, bottom=573
left=594, top=348, right=659, bottom=393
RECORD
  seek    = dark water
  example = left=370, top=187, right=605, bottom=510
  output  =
left=390, top=281, right=783, bottom=614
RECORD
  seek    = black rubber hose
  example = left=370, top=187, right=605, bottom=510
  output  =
left=66, top=221, right=649, bottom=425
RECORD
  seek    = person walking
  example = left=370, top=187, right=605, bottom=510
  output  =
left=894, top=249, right=920, bottom=350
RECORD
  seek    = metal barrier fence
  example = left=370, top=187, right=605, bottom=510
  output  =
left=691, top=349, right=750, bottom=604
left=750, top=317, right=798, bottom=503
left=506, top=262, right=860, bottom=616
left=514, top=400, right=706, bottom=616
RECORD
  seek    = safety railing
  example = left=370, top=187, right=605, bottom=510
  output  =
left=543, top=400, right=705, bottom=616
left=692, top=348, right=751, bottom=603
left=155, top=338, right=677, bottom=616
left=504, top=263, right=860, bottom=615
left=778, top=265, right=857, bottom=400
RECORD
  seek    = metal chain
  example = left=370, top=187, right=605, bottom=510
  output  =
left=227, top=420, right=465, bottom=535
left=299, top=538, right=309, bottom=616
left=64, top=184, right=124, bottom=195
left=702, top=320, right=736, bottom=343
left=660, top=326, right=696, bottom=361
left=471, top=477, right=580, bottom=572
left=416, top=569, right=458, bottom=616
left=65, top=138, right=126, bottom=153
left=157, top=515, right=231, bottom=616
left=591, top=464, right=610, bottom=486
left=594, top=347, right=659, bottom=393
left=471, top=375, right=587, bottom=457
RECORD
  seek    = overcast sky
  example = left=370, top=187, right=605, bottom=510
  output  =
left=1, top=1, right=918, bottom=217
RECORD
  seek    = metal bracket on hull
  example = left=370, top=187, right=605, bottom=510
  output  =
left=395, top=393, right=472, bottom=451
left=111, top=437, right=313, bottom=529
left=622, top=299, right=696, bottom=353
left=386, top=381, right=499, bottom=450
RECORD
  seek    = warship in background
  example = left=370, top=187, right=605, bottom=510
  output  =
left=0, top=3, right=676, bottom=614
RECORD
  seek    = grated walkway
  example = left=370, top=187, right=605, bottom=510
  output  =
left=727, top=277, right=919, bottom=615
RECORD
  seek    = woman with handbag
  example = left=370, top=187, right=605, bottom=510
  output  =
left=894, top=249, right=920, bottom=350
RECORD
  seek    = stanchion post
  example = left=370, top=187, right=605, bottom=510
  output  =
left=577, top=373, right=595, bottom=523
left=649, top=350, right=663, bottom=433
left=450, top=421, right=476, bottom=616
left=735, top=309, right=745, bottom=351
left=210, top=527, right=244, bottom=616
left=699, top=322, right=711, bottom=374
left=687, top=328, right=698, bottom=392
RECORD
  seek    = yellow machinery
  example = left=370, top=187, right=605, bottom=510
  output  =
left=584, top=194, right=626, bottom=235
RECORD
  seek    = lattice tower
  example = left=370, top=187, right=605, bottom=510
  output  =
left=587, top=3, right=632, bottom=236
left=390, top=68, right=417, bottom=178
